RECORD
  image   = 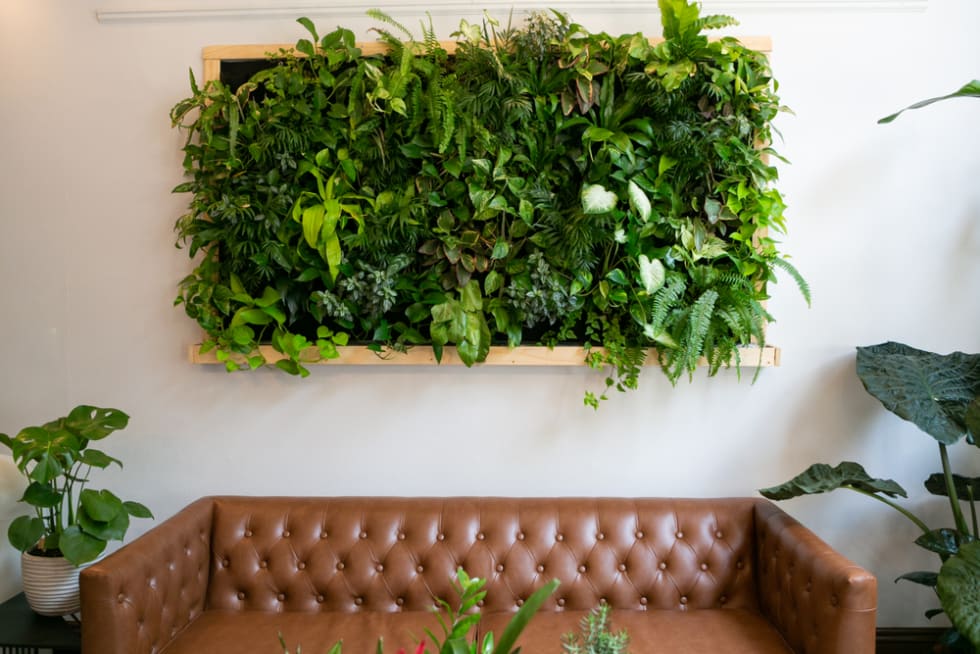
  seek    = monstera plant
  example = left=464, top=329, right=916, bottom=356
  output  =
left=760, top=343, right=980, bottom=652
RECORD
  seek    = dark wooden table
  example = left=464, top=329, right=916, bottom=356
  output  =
left=0, top=593, right=81, bottom=654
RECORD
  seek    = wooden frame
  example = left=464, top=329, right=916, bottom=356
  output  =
left=189, top=36, right=780, bottom=369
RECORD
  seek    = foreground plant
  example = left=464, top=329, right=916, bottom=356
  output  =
left=760, top=343, right=980, bottom=653
left=0, top=406, right=153, bottom=566
left=172, top=0, right=807, bottom=405
left=279, top=568, right=558, bottom=654
left=562, top=604, right=630, bottom=654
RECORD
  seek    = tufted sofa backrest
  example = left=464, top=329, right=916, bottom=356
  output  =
left=205, top=496, right=760, bottom=614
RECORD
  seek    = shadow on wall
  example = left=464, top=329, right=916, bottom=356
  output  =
left=0, top=456, right=24, bottom=600
left=778, top=350, right=881, bottom=467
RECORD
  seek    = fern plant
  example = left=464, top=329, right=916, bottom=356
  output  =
left=561, top=604, right=630, bottom=654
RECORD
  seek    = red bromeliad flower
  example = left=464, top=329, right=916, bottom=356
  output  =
left=395, top=640, right=426, bottom=654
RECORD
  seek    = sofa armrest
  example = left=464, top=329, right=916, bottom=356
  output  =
left=754, top=500, right=877, bottom=654
left=81, top=497, right=215, bottom=654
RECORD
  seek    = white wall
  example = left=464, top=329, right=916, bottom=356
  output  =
left=0, top=0, right=977, bottom=628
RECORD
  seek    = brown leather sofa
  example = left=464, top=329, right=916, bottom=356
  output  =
left=80, top=497, right=876, bottom=654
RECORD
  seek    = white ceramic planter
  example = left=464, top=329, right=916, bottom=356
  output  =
left=20, top=551, right=83, bottom=616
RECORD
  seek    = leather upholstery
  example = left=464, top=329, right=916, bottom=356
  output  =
left=80, top=496, right=876, bottom=654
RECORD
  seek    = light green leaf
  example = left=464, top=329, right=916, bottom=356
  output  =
left=638, top=255, right=665, bottom=294
left=302, top=204, right=325, bottom=249
left=879, top=80, right=980, bottom=124
left=938, top=540, right=980, bottom=649
left=628, top=180, right=652, bottom=222
left=581, top=184, right=618, bottom=214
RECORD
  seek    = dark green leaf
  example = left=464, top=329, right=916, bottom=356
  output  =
left=937, top=540, right=980, bottom=649
left=925, top=473, right=980, bottom=500
left=916, top=529, right=975, bottom=557
left=856, top=343, right=980, bottom=445
left=896, top=571, right=938, bottom=587
left=65, top=405, right=129, bottom=441
left=759, top=462, right=907, bottom=500
left=79, top=506, right=130, bottom=542
left=78, top=448, right=121, bottom=469
left=21, top=482, right=62, bottom=508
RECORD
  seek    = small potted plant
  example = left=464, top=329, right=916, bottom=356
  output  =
left=0, top=405, right=153, bottom=615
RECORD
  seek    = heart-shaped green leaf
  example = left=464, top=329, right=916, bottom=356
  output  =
left=938, top=540, right=980, bottom=649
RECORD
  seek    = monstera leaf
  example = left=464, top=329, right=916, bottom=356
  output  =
left=937, top=540, right=980, bottom=649
left=759, top=461, right=907, bottom=501
left=856, top=343, right=980, bottom=446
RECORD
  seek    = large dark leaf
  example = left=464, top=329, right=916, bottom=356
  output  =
left=7, top=516, right=45, bottom=553
left=937, top=540, right=980, bottom=649
left=916, top=529, right=975, bottom=557
left=856, top=343, right=980, bottom=445
left=759, top=461, right=907, bottom=500
left=925, top=473, right=980, bottom=499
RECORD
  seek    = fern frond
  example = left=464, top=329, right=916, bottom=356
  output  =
left=770, top=256, right=811, bottom=306
left=683, top=288, right=718, bottom=376
left=366, top=9, right=414, bottom=41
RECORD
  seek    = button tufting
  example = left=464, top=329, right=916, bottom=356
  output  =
left=245, top=530, right=253, bottom=538
left=237, top=592, right=245, bottom=600
left=437, top=533, right=445, bottom=541
left=359, top=531, right=368, bottom=539
left=223, top=559, right=230, bottom=568
left=556, top=534, right=564, bottom=542
left=298, top=562, right=306, bottom=570
left=716, top=531, right=724, bottom=539
left=496, top=564, right=504, bottom=572
left=597, top=532, right=605, bottom=540
left=260, top=561, right=268, bottom=569
left=477, top=532, right=485, bottom=540
left=337, top=562, right=346, bottom=571
left=578, top=565, right=587, bottom=573
left=618, top=563, right=627, bottom=572
left=277, top=593, right=285, bottom=601
left=417, top=565, right=425, bottom=573
left=376, top=564, right=385, bottom=573
left=477, top=600, right=485, bottom=607
left=316, top=595, right=324, bottom=603
left=659, top=562, right=667, bottom=570
left=557, top=598, right=566, bottom=607
left=321, top=531, right=328, bottom=539
left=517, top=532, right=525, bottom=540
left=700, top=563, right=708, bottom=571
left=676, top=531, right=684, bottom=539
left=736, top=561, right=744, bottom=569
left=355, top=597, right=364, bottom=606
left=283, top=530, right=290, bottom=538
left=680, top=596, right=688, bottom=604
left=398, top=533, right=406, bottom=541
left=396, top=597, right=404, bottom=606
left=536, top=564, right=545, bottom=573
left=117, top=593, right=126, bottom=603
left=720, top=595, right=727, bottom=604
left=831, top=595, right=839, bottom=607
left=636, top=531, right=644, bottom=539
left=516, top=599, right=524, bottom=607
left=639, top=597, right=648, bottom=605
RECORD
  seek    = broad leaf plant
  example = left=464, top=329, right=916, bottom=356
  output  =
left=171, top=0, right=808, bottom=406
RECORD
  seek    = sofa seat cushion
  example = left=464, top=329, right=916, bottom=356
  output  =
left=159, top=610, right=442, bottom=654
left=480, top=608, right=794, bottom=654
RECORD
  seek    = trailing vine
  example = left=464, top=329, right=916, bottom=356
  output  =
left=171, top=0, right=808, bottom=405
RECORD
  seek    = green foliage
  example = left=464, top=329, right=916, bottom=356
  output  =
left=760, top=343, right=980, bottom=651
left=172, top=3, right=801, bottom=403
left=878, top=79, right=980, bottom=124
left=0, top=406, right=153, bottom=566
left=561, top=604, right=630, bottom=654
